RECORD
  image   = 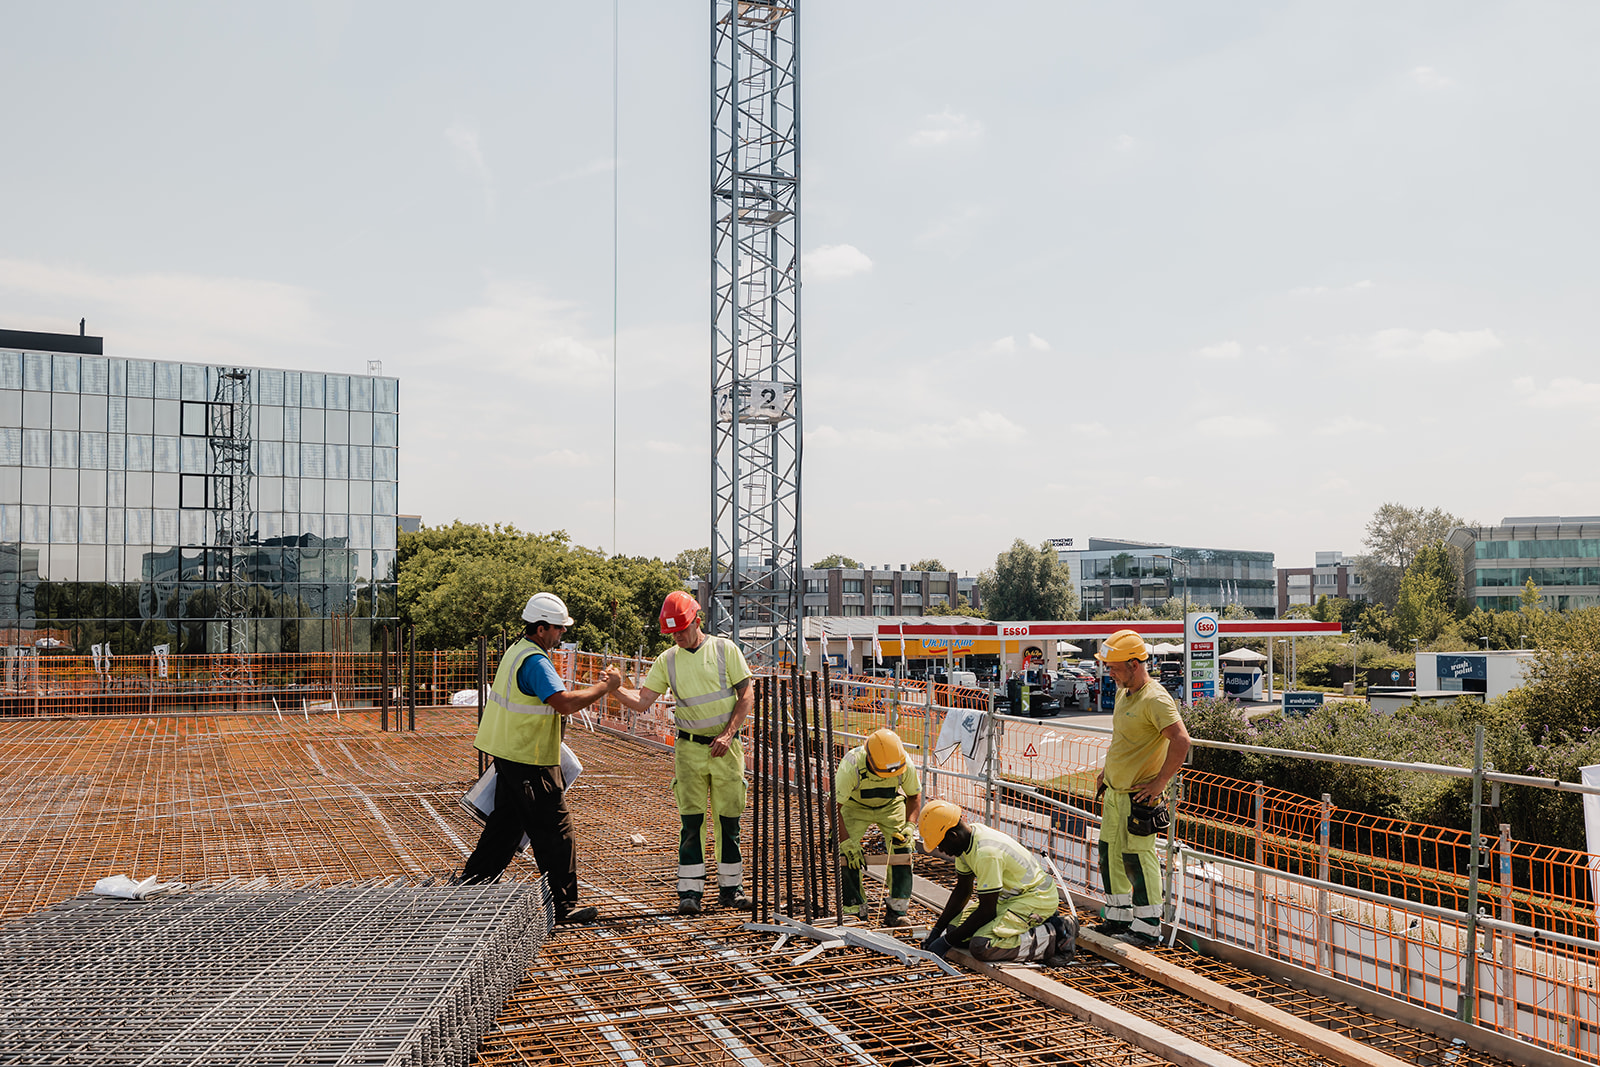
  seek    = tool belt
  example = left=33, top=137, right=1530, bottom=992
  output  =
left=676, top=730, right=717, bottom=745
left=1127, top=798, right=1171, bottom=837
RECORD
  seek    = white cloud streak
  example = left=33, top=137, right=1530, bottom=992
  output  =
left=446, top=121, right=495, bottom=213
left=808, top=410, right=1024, bottom=451
left=803, top=244, right=873, bottom=281
left=1370, top=328, right=1501, bottom=362
left=908, top=108, right=983, bottom=147
left=1514, top=376, right=1600, bottom=409
left=1197, top=340, right=1241, bottom=359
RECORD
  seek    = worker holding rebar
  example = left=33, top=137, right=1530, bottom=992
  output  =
left=834, top=727, right=921, bottom=927
left=460, top=592, right=621, bottom=926
left=1092, top=628, right=1191, bottom=947
left=917, top=799, right=1076, bottom=964
left=615, top=591, right=754, bottom=916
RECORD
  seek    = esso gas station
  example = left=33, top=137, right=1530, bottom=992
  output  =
left=864, top=617, right=1344, bottom=703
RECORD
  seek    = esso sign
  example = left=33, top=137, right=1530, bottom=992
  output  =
left=1192, top=616, right=1218, bottom=639
left=1000, top=624, right=1030, bottom=637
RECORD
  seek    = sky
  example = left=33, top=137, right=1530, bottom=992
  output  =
left=3, top=3, right=1598, bottom=578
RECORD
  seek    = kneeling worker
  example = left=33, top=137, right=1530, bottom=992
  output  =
left=835, top=727, right=922, bottom=926
left=918, top=799, right=1076, bottom=964
left=616, top=591, right=753, bottom=915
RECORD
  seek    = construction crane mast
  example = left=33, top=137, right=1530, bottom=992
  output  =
left=709, top=0, right=802, bottom=669
left=209, top=368, right=255, bottom=658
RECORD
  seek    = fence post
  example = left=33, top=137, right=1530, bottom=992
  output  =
left=1254, top=780, right=1266, bottom=955
left=983, top=686, right=998, bottom=826
left=1497, top=822, right=1515, bottom=1033
left=407, top=626, right=417, bottom=731
left=476, top=635, right=488, bottom=776
left=1318, top=792, right=1331, bottom=974
left=380, top=626, right=390, bottom=732
left=1458, top=725, right=1486, bottom=1024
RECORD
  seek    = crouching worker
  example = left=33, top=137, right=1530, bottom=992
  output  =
left=917, top=799, right=1076, bottom=965
left=835, top=727, right=922, bottom=926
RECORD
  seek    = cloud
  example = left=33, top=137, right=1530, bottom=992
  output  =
left=803, top=244, right=873, bottom=281
left=1315, top=416, right=1381, bottom=437
left=916, top=205, right=986, bottom=245
left=908, top=108, right=983, bottom=147
left=1027, top=333, right=1050, bottom=351
left=1197, top=340, right=1241, bottom=360
left=1370, top=328, right=1501, bottom=362
left=1113, top=134, right=1136, bottom=152
left=809, top=410, right=1024, bottom=451
left=446, top=121, right=494, bottom=212
left=1291, top=280, right=1373, bottom=296
left=1195, top=415, right=1275, bottom=439
left=1514, top=376, right=1600, bottom=410
left=0, top=257, right=327, bottom=363
left=425, top=281, right=610, bottom=388
left=537, top=449, right=591, bottom=468
left=1411, top=66, right=1454, bottom=91
left=1071, top=422, right=1108, bottom=437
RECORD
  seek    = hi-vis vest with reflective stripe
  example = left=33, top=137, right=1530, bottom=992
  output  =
left=474, top=639, right=562, bottom=766
left=658, top=636, right=742, bottom=736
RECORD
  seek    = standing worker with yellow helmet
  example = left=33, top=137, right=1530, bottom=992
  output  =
left=834, top=727, right=922, bottom=926
left=1093, top=628, right=1191, bottom=946
left=916, top=799, right=1076, bottom=964
left=616, top=591, right=754, bottom=915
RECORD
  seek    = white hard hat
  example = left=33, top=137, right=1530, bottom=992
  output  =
left=522, top=592, right=574, bottom=627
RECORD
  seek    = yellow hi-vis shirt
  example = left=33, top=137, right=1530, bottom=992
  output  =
left=1104, top=677, right=1182, bottom=791
left=643, top=635, right=750, bottom=737
left=474, top=639, right=562, bottom=766
left=835, top=745, right=921, bottom=809
left=955, top=824, right=1051, bottom=898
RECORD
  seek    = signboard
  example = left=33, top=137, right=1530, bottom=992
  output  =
left=1186, top=612, right=1219, bottom=702
left=1437, top=655, right=1486, bottom=682
left=1283, top=691, right=1324, bottom=716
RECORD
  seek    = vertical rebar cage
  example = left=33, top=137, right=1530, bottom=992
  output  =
left=710, top=0, right=802, bottom=671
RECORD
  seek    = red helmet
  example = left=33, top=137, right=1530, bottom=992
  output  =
left=660, top=591, right=702, bottom=634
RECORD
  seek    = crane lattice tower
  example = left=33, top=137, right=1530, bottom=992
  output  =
left=709, top=0, right=802, bottom=669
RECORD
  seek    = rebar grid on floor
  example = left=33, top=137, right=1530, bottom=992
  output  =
left=0, top=711, right=1543, bottom=1067
left=0, top=878, right=550, bottom=1066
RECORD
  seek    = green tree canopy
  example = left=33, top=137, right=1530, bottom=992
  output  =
left=1354, top=503, right=1468, bottom=609
left=1392, top=541, right=1459, bottom=644
left=976, top=539, right=1079, bottom=621
left=397, top=521, right=681, bottom=654
left=811, top=553, right=862, bottom=569
left=909, top=557, right=948, bottom=572
left=670, top=547, right=712, bottom=582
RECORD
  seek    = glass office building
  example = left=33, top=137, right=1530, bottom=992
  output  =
left=1448, top=518, right=1600, bottom=612
left=1060, top=537, right=1277, bottom=618
left=0, top=330, right=398, bottom=653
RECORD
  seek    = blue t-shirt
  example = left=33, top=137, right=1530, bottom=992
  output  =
left=518, top=653, right=565, bottom=702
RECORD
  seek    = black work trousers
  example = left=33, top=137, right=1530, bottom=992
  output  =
left=461, top=758, right=578, bottom=910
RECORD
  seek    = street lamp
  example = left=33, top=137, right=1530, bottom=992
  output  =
left=1482, top=636, right=1491, bottom=651
left=1519, top=633, right=1526, bottom=649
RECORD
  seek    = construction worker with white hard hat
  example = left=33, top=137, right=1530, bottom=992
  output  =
left=1093, top=628, right=1191, bottom=946
left=834, top=727, right=922, bottom=926
left=616, top=591, right=754, bottom=915
left=461, top=592, right=622, bottom=925
left=917, top=799, right=1076, bottom=964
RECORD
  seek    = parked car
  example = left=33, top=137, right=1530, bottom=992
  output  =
left=1157, top=660, right=1184, bottom=698
left=934, top=669, right=980, bottom=689
left=1052, top=667, right=1092, bottom=709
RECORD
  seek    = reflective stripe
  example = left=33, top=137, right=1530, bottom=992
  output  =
left=717, top=862, right=743, bottom=888
left=488, top=686, right=557, bottom=715
left=667, top=640, right=733, bottom=705
left=679, top=863, right=707, bottom=893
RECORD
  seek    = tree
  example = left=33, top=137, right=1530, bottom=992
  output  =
left=976, top=539, right=1079, bottom=621
left=928, top=594, right=985, bottom=618
left=811, top=553, right=861, bottom=569
left=909, top=558, right=947, bottom=572
left=1392, top=541, right=1460, bottom=646
left=670, top=547, right=712, bottom=582
left=1354, top=503, right=1468, bottom=609
left=1521, top=577, right=1545, bottom=614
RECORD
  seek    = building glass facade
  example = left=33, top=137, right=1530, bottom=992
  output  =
left=1063, top=538, right=1277, bottom=618
left=1451, top=519, right=1600, bottom=612
left=0, top=345, right=398, bottom=653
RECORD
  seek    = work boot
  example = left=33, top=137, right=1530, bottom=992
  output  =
left=881, top=909, right=907, bottom=928
left=1114, top=929, right=1162, bottom=949
left=718, top=887, right=753, bottom=911
left=677, top=894, right=702, bottom=916
left=555, top=905, right=599, bottom=925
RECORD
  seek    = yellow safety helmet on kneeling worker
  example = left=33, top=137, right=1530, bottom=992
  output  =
left=865, top=728, right=908, bottom=776
left=918, top=799, right=962, bottom=853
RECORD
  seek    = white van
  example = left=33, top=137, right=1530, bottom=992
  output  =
left=944, top=669, right=978, bottom=689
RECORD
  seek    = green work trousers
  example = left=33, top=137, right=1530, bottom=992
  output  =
left=672, top=735, right=747, bottom=900
left=838, top=798, right=913, bottom=917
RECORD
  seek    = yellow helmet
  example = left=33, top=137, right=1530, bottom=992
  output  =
left=1095, top=629, right=1149, bottom=663
left=918, top=799, right=962, bottom=852
left=865, top=728, right=908, bottom=776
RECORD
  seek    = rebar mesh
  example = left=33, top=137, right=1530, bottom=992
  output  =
left=0, top=878, right=551, bottom=1066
